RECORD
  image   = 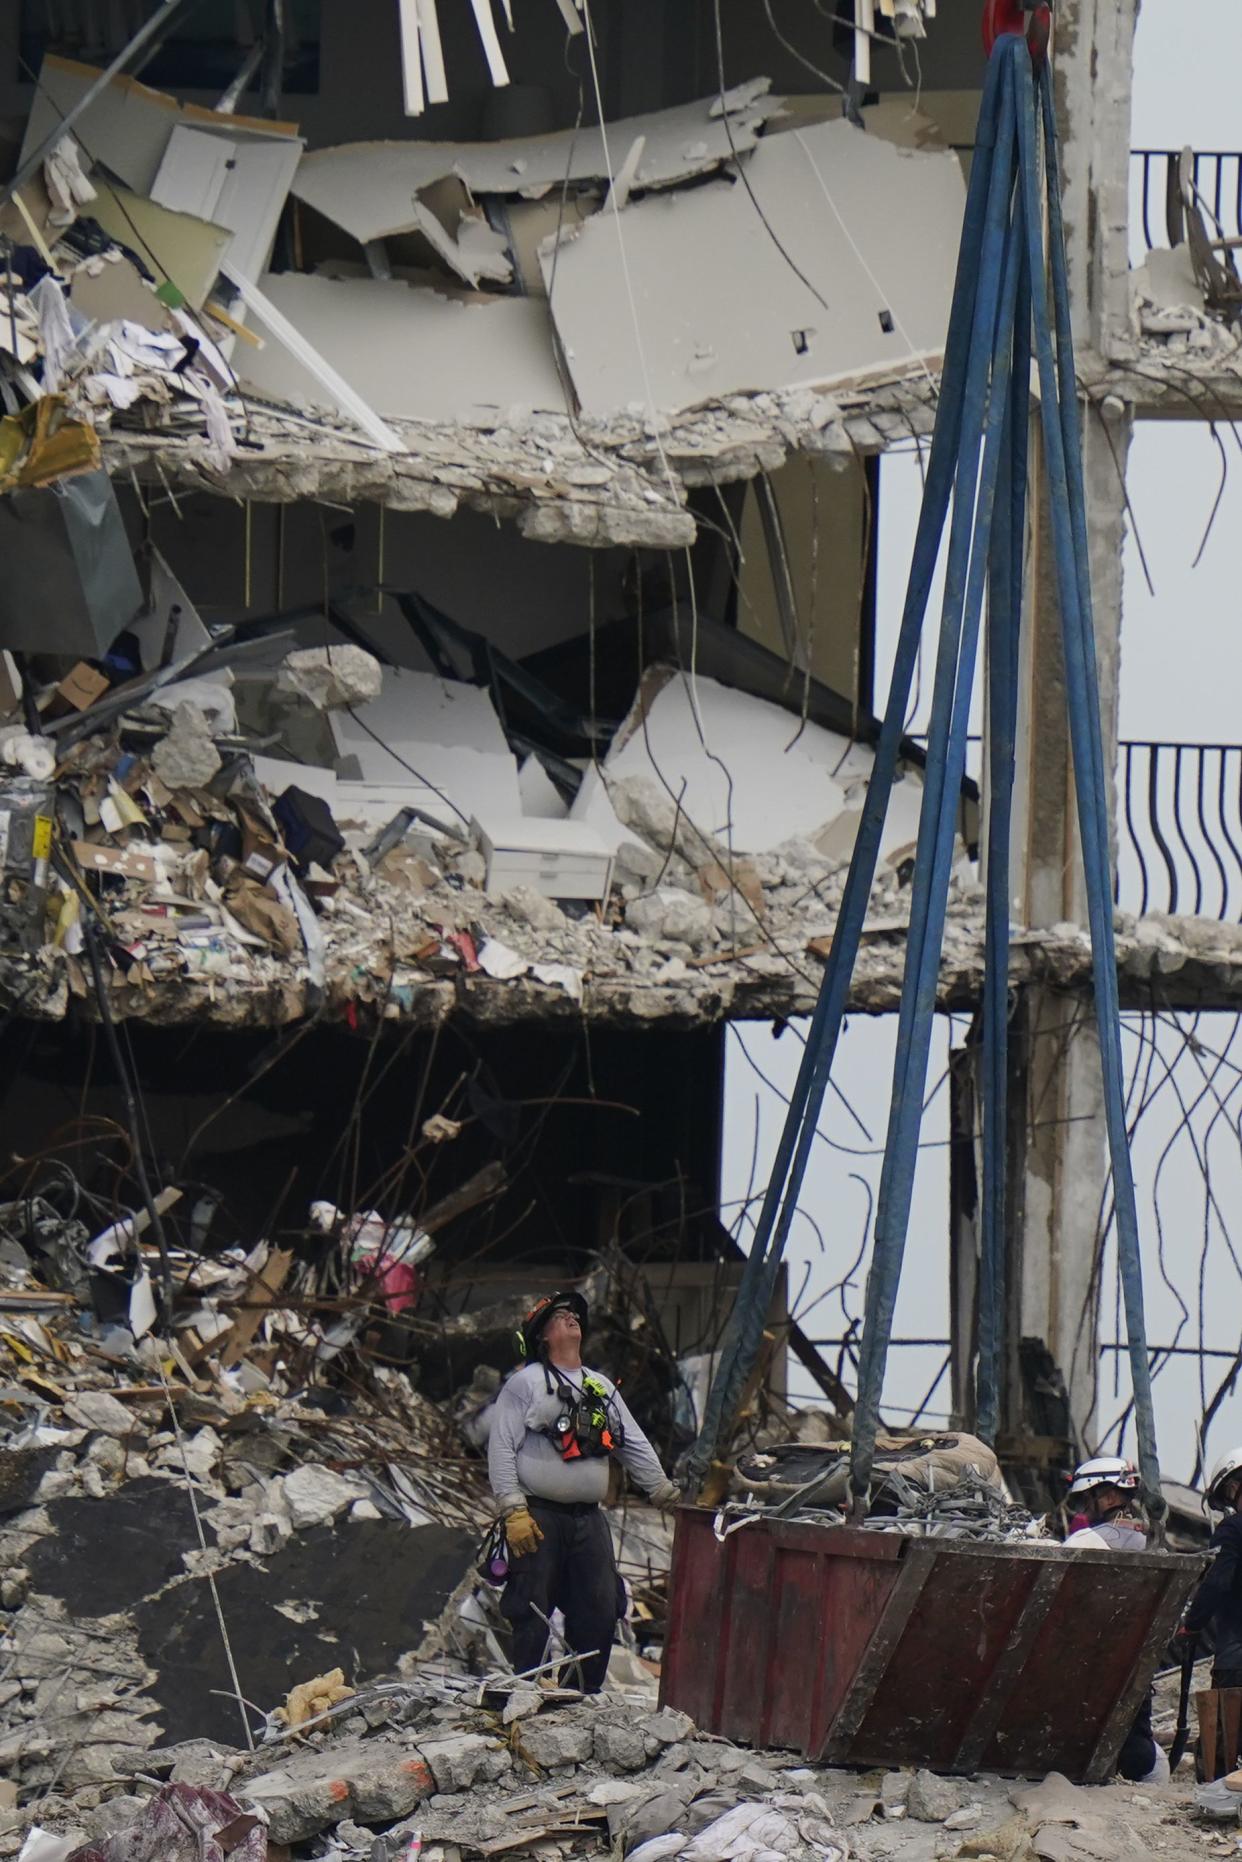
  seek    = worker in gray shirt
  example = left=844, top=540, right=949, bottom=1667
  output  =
left=489, top=1289, right=679, bottom=1692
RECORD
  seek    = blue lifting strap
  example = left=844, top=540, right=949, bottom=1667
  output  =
left=686, top=34, right=1163, bottom=1530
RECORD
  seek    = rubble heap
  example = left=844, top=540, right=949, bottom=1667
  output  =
left=0, top=1690, right=1221, bottom=1862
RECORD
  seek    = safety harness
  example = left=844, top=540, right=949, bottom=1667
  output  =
left=542, top=1363, right=624, bottom=1461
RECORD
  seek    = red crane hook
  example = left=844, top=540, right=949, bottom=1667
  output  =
left=982, top=0, right=1052, bottom=66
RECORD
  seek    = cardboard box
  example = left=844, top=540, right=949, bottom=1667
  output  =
left=46, top=662, right=109, bottom=718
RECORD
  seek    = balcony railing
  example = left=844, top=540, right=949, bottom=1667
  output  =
left=1117, top=741, right=1242, bottom=921
left=1131, top=148, right=1242, bottom=250
left=899, top=736, right=1239, bottom=922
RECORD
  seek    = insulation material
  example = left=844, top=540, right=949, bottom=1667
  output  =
left=330, top=670, right=522, bottom=830
left=19, top=54, right=301, bottom=199
left=150, top=125, right=304, bottom=286
left=570, top=672, right=925, bottom=860
left=237, top=273, right=563, bottom=425
left=290, top=80, right=782, bottom=239
left=542, top=117, right=966, bottom=416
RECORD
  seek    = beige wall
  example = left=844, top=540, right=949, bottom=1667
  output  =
left=735, top=455, right=870, bottom=711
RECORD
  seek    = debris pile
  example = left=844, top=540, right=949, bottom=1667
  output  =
left=1, top=609, right=1235, bottom=1031
left=0, top=575, right=991, bottom=1030
left=0, top=1700, right=1219, bottom=1862
left=726, top=1431, right=1049, bottom=1541
left=0, top=52, right=965, bottom=541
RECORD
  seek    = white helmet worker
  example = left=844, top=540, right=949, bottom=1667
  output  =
left=1205, top=1446, right=1242, bottom=1511
left=1067, top=1455, right=1139, bottom=1498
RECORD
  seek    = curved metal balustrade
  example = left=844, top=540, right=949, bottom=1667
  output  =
left=1132, top=148, right=1242, bottom=250
left=1118, top=741, right=1242, bottom=920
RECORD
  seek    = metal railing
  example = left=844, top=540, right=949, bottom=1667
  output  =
left=1117, top=741, right=1242, bottom=920
left=894, top=735, right=1241, bottom=922
left=1131, top=148, right=1242, bottom=251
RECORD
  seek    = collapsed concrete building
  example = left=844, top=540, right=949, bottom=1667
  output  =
left=0, top=0, right=1231, bottom=1854
left=0, top=0, right=1227, bottom=1461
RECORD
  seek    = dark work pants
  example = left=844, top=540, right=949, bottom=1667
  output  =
left=1117, top=1689, right=1157, bottom=1781
left=500, top=1498, right=620, bottom=1693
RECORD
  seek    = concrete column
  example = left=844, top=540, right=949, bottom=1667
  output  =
left=1052, top=0, right=1141, bottom=362
left=988, top=5, right=1137, bottom=1456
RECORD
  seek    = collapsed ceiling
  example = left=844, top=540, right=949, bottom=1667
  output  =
left=3, top=53, right=962, bottom=543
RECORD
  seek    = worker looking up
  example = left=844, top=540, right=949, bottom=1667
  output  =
left=1063, top=1456, right=1169, bottom=1784
left=1184, top=1447, right=1242, bottom=1689
left=488, top=1290, right=679, bottom=1693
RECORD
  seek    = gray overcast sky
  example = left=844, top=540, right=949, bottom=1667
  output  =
left=722, top=0, right=1242, bottom=1486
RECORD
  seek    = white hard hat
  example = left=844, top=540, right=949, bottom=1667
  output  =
left=1067, top=1455, right=1139, bottom=1498
left=1206, top=1446, right=1242, bottom=1510
left=1063, top=1527, right=1111, bottom=1550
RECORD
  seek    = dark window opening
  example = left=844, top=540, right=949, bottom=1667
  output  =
left=19, top=1, right=321, bottom=98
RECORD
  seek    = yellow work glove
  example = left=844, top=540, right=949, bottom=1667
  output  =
left=505, top=1505, right=544, bottom=1558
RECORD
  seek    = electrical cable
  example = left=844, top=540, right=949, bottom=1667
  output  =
left=82, top=916, right=175, bottom=1327
left=156, top=1358, right=257, bottom=1751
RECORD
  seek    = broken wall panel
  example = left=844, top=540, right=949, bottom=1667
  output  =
left=571, top=668, right=926, bottom=861
left=288, top=79, right=782, bottom=245
left=87, top=182, right=234, bottom=310
left=237, top=273, right=565, bottom=426
left=329, top=667, right=523, bottom=826
left=20, top=53, right=302, bottom=198
left=735, top=454, right=875, bottom=711
left=542, top=118, right=965, bottom=415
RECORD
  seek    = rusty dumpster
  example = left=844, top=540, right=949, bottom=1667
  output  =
left=660, top=1509, right=1204, bottom=1780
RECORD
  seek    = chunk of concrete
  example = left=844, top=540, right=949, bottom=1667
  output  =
left=907, top=1768, right=963, bottom=1822
left=593, top=1718, right=649, bottom=1771
left=240, top=1740, right=435, bottom=1844
left=275, top=645, right=383, bottom=711
left=152, top=703, right=222, bottom=791
left=610, top=1778, right=698, bottom=1848
left=517, top=1717, right=595, bottom=1769
left=416, top=1733, right=509, bottom=1794
left=499, top=884, right=565, bottom=930
left=880, top=1770, right=910, bottom=1816
left=64, top=1393, right=137, bottom=1439
left=625, top=887, right=714, bottom=949
left=639, top=1707, right=695, bottom=1747
left=276, top=1465, right=368, bottom=1530
left=611, top=774, right=725, bottom=869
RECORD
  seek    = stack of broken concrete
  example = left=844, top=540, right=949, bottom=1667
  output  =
left=0, top=612, right=992, bottom=1033
left=2, top=1703, right=1220, bottom=1862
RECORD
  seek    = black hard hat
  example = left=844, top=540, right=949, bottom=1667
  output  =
left=516, top=1289, right=589, bottom=1360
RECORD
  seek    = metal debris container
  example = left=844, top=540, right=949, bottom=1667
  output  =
left=660, top=1509, right=1204, bottom=1781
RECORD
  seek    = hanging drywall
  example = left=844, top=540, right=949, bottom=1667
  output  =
left=86, top=182, right=233, bottom=310
left=542, top=116, right=965, bottom=416
left=329, top=669, right=522, bottom=830
left=571, top=670, right=926, bottom=859
left=236, top=273, right=563, bottom=425
left=289, top=79, right=782, bottom=243
left=20, top=54, right=301, bottom=199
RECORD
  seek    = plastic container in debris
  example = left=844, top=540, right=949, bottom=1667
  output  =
left=660, top=1510, right=1204, bottom=1781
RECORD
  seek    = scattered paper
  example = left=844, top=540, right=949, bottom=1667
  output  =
left=532, top=962, right=584, bottom=1002
left=478, top=938, right=529, bottom=981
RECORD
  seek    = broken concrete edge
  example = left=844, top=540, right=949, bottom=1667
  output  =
left=101, top=373, right=940, bottom=550
left=1083, top=340, right=1242, bottom=420
left=4, top=912, right=1240, bottom=1030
